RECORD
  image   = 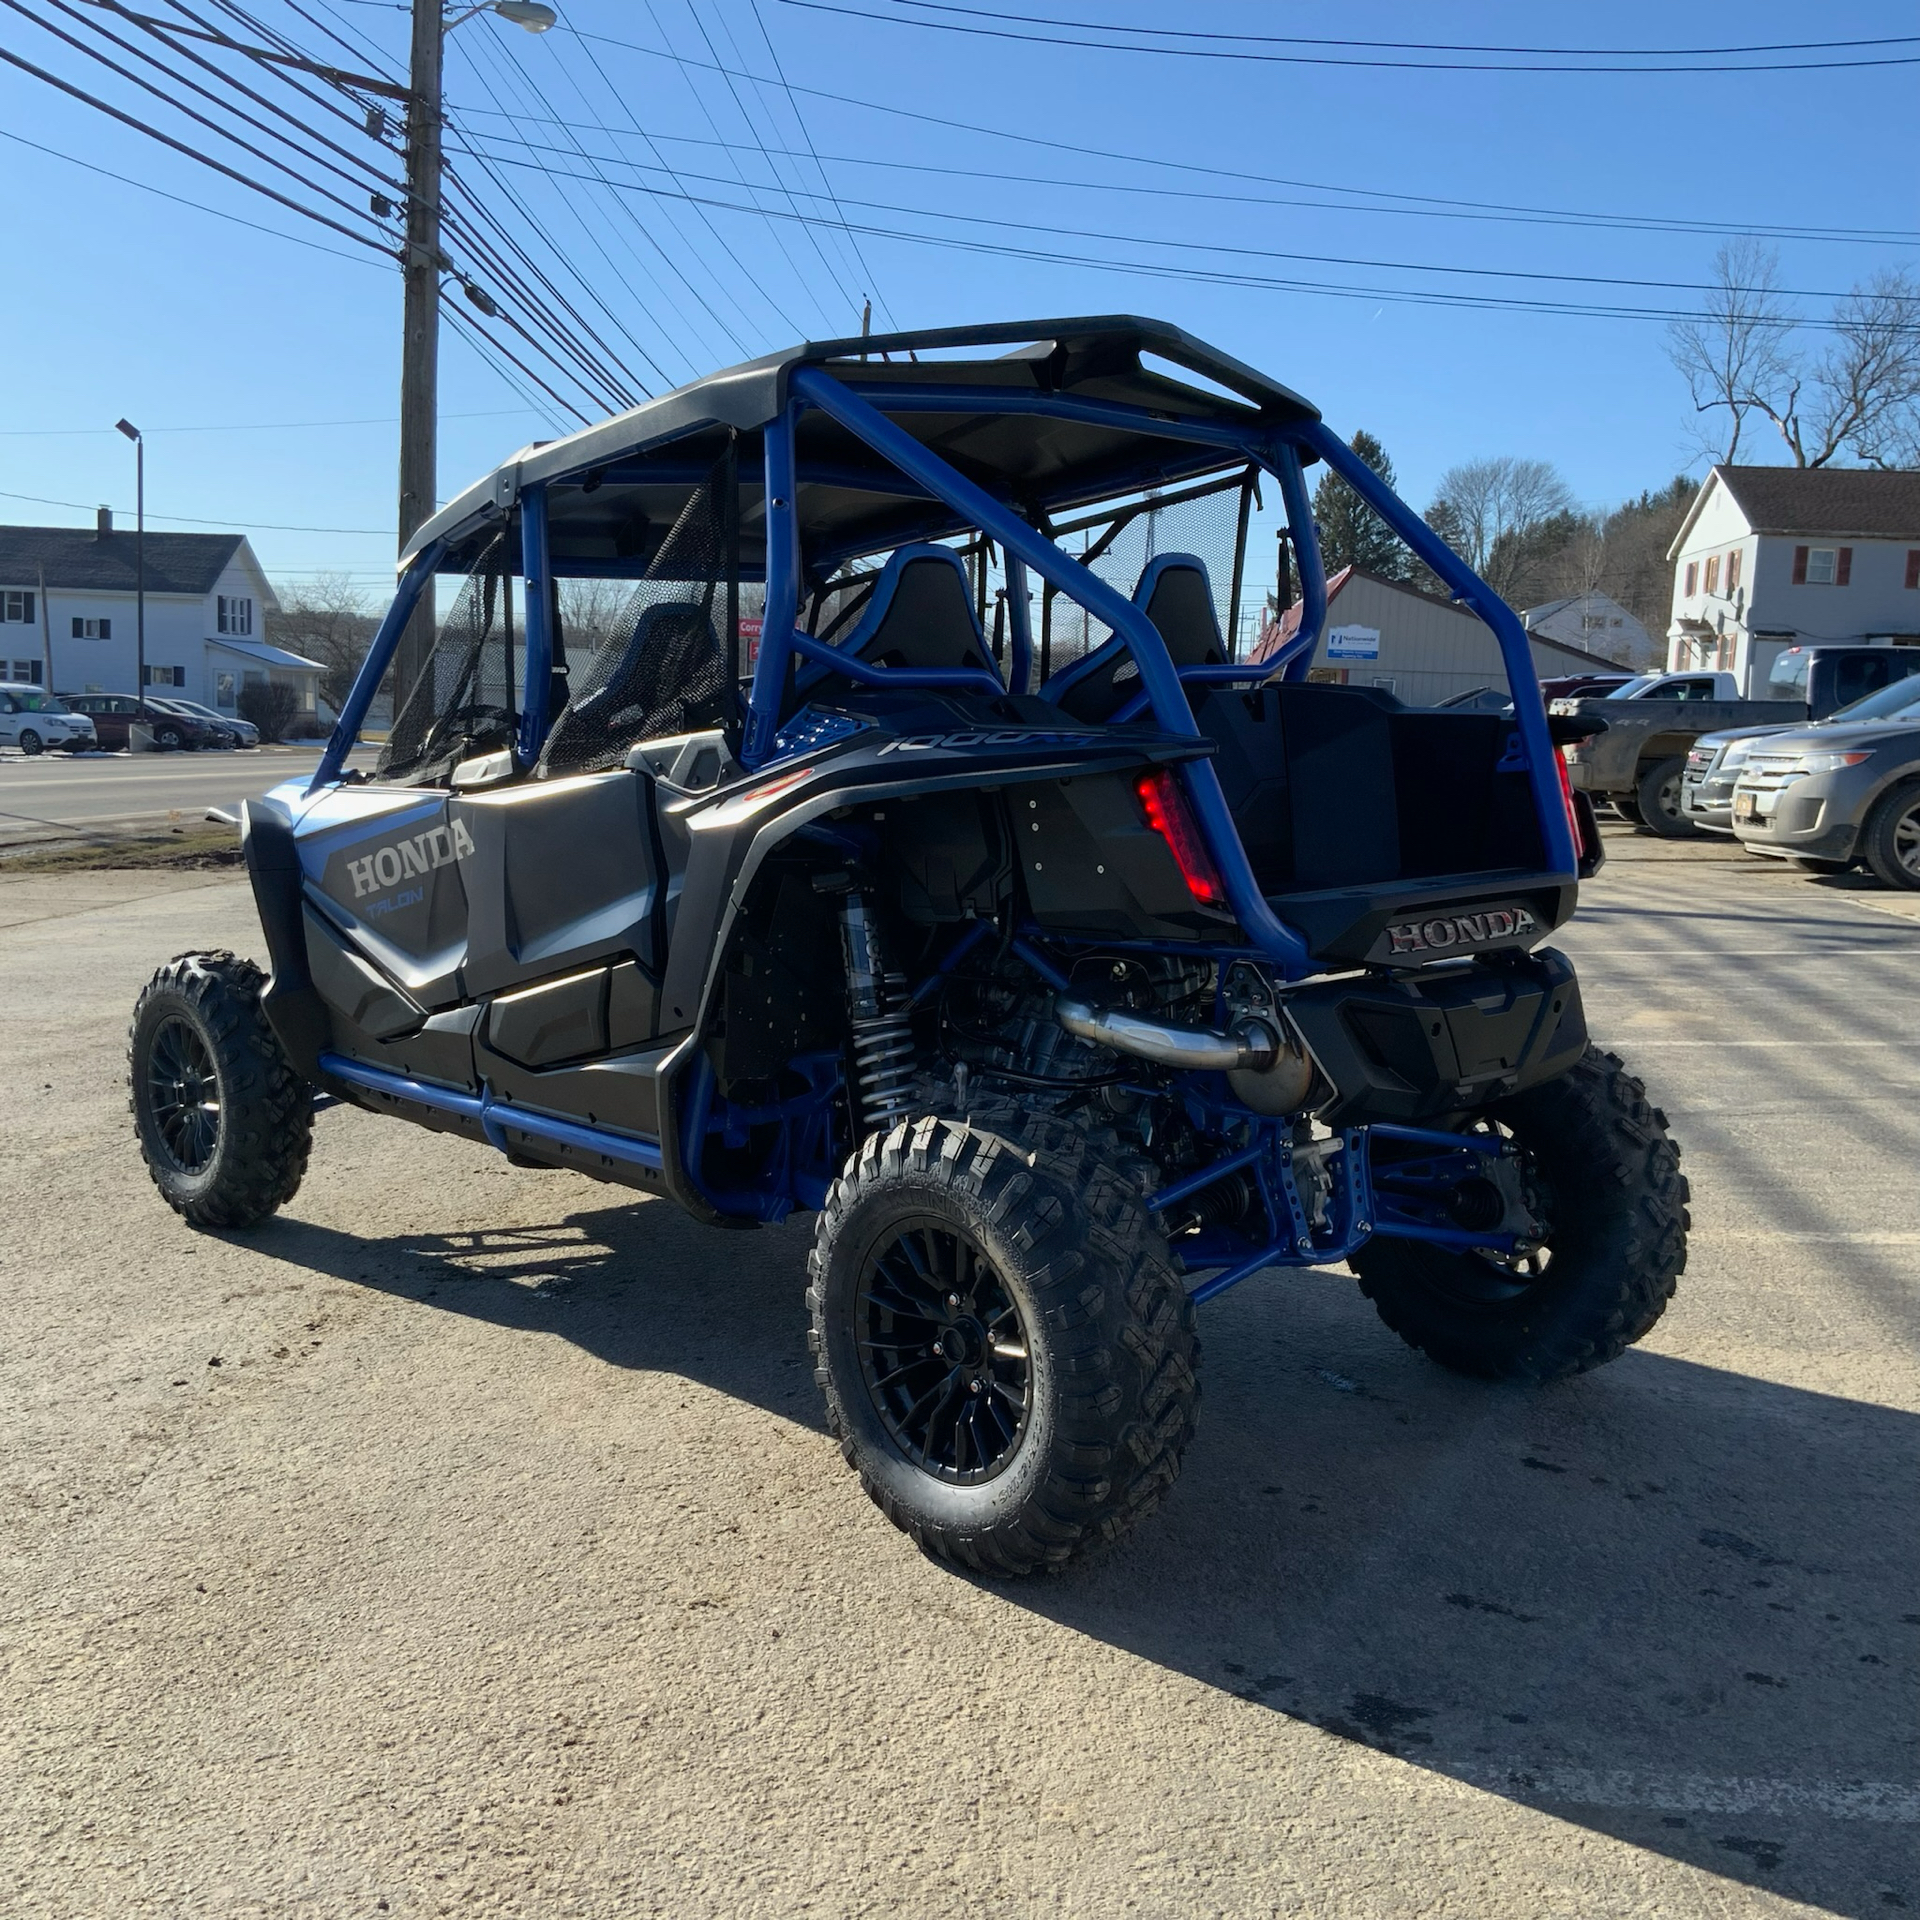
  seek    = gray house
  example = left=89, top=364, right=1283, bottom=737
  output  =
left=1253, top=566, right=1620, bottom=705
left=0, top=514, right=322, bottom=719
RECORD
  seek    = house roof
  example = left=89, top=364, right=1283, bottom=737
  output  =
left=207, top=637, right=324, bottom=674
left=1521, top=590, right=1641, bottom=629
left=1670, top=466, right=1920, bottom=556
left=0, top=523, right=250, bottom=597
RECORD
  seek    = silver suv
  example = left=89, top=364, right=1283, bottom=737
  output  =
left=1732, top=689, right=1920, bottom=885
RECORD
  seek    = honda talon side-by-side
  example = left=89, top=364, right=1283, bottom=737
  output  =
left=129, top=318, right=1686, bottom=1575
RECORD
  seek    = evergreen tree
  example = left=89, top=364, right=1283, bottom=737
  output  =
left=1311, top=430, right=1406, bottom=579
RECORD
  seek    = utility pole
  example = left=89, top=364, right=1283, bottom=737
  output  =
left=393, top=1, right=555, bottom=717
left=116, top=419, right=145, bottom=698
left=393, top=0, right=446, bottom=711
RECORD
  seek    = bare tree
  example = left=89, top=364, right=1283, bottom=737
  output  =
left=1426, top=456, right=1574, bottom=600
left=267, top=574, right=381, bottom=711
left=1666, top=238, right=1794, bottom=464
left=1669, top=245, right=1920, bottom=467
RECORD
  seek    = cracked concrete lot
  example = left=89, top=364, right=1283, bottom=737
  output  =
left=2, top=829, right=1915, bottom=1918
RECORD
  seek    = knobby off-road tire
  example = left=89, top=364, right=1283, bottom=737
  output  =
left=808, top=1109, right=1199, bottom=1576
left=1860, top=781, right=1920, bottom=891
left=1351, top=1045, right=1687, bottom=1383
left=1636, top=756, right=1698, bottom=838
left=129, top=951, right=312, bottom=1229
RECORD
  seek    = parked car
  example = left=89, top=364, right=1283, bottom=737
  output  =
left=0, top=682, right=96, bottom=753
left=1681, top=673, right=1920, bottom=833
left=144, top=695, right=248, bottom=749
left=1555, top=651, right=1920, bottom=838
left=1732, top=688, right=1920, bottom=884
left=157, top=697, right=259, bottom=747
left=57, top=692, right=221, bottom=751
left=1538, top=672, right=1634, bottom=703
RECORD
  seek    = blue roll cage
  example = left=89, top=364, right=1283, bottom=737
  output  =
left=320, top=367, right=1575, bottom=984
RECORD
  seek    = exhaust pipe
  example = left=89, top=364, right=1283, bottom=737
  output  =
left=1053, top=995, right=1316, bottom=1114
left=1054, top=996, right=1279, bottom=1072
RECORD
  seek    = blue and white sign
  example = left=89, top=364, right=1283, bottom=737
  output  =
left=1326, top=624, right=1381, bottom=661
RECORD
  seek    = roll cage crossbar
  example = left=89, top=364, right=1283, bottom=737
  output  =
left=320, top=365, right=1576, bottom=978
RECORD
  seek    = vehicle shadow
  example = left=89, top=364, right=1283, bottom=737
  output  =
left=255, top=1201, right=1916, bottom=1917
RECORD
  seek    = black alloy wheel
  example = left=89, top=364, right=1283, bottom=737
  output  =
left=855, top=1218, right=1030, bottom=1484
left=145, top=1014, right=222, bottom=1173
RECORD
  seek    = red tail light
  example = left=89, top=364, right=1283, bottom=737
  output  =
left=1556, top=747, right=1596, bottom=869
left=1135, top=767, right=1227, bottom=907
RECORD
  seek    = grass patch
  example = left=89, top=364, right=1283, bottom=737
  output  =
left=0, top=827, right=244, bottom=873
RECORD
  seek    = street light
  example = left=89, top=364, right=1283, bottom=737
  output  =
left=448, top=1, right=557, bottom=27
left=114, top=418, right=145, bottom=702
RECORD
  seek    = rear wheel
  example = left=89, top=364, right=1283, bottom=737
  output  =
left=809, top=1109, right=1198, bottom=1575
left=1861, top=782, right=1920, bottom=891
left=129, top=952, right=312, bottom=1228
left=1351, top=1046, right=1687, bottom=1383
left=1635, top=756, right=1697, bottom=838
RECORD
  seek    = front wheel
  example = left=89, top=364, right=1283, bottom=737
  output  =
left=129, top=952, right=312, bottom=1228
left=808, top=1110, right=1199, bottom=1576
left=17, top=728, right=43, bottom=755
left=1861, top=782, right=1920, bottom=891
left=1635, top=756, right=1697, bottom=838
left=1352, top=1046, right=1687, bottom=1382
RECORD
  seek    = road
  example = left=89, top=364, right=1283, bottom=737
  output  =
left=0, top=826, right=1914, bottom=1918
left=0, top=748, right=373, bottom=848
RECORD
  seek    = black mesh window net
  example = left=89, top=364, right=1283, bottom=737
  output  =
left=1040, top=470, right=1254, bottom=692
left=376, top=532, right=518, bottom=787
left=538, top=450, right=741, bottom=780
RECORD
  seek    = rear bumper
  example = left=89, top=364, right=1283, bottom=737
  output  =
left=1267, top=871, right=1576, bottom=968
left=1285, top=947, right=1587, bottom=1128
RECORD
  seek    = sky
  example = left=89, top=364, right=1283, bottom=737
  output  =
left=1, top=0, right=1916, bottom=612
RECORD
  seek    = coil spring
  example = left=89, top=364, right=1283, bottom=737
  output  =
left=851, top=971, right=915, bottom=1132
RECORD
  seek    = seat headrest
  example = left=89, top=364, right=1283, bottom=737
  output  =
left=831, top=544, right=998, bottom=679
left=1134, top=554, right=1225, bottom=668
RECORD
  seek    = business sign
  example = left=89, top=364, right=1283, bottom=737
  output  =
left=738, top=615, right=764, bottom=663
left=1327, top=624, right=1380, bottom=661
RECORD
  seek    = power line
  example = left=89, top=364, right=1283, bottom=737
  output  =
left=461, top=115, right=1920, bottom=251
left=780, top=0, right=1920, bottom=74
left=745, top=0, right=897, bottom=327
left=0, top=39, right=390, bottom=254
left=558, top=27, right=1920, bottom=247
left=0, top=486, right=389, bottom=533
left=0, top=123, right=388, bottom=267
left=461, top=143, right=1920, bottom=314
left=870, top=2, right=1920, bottom=61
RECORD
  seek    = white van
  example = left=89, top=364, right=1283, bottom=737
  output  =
left=0, top=682, right=96, bottom=754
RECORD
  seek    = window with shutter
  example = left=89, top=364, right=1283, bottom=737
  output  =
left=1793, top=546, right=1809, bottom=584
left=1705, top=555, right=1720, bottom=594
left=1835, top=547, right=1852, bottom=586
left=1727, top=549, right=1742, bottom=591
left=1684, top=562, right=1698, bottom=596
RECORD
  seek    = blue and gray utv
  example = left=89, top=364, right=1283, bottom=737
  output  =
left=130, top=318, right=1686, bottom=1574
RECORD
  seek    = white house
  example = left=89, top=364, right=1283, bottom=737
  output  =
left=1666, top=467, right=1920, bottom=694
left=0, top=511, right=323, bottom=718
left=1252, top=566, right=1621, bottom=704
left=1521, top=591, right=1655, bottom=669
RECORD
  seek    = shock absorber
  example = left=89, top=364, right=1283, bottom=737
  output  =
left=839, top=892, right=917, bottom=1134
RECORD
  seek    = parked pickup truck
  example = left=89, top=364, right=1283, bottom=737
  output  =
left=1553, top=647, right=1920, bottom=837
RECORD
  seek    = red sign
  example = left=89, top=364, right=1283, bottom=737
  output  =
left=738, top=615, right=764, bottom=662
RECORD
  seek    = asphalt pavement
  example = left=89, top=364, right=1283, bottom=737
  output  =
left=1, top=826, right=1914, bottom=1918
left=0, top=747, right=368, bottom=849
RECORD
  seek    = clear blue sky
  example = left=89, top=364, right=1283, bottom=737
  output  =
left=2, top=1, right=1915, bottom=608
